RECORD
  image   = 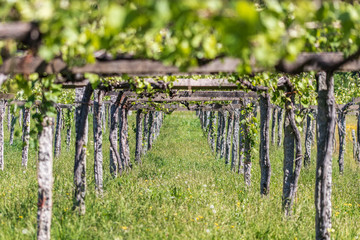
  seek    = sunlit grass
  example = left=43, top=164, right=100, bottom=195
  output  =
left=0, top=111, right=359, bottom=239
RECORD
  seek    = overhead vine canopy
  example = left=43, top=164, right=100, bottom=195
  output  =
left=1, top=0, right=360, bottom=73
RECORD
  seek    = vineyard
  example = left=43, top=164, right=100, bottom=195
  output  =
left=1, top=1, right=360, bottom=240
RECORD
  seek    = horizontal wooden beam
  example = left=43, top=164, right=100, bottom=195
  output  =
left=128, top=103, right=244, bottom=111
left=107, top=90, right=257, bottom=102
left=275, top=52, right=360, bottom=74
left=0, top=93, right=14, bottom=100
left=58, top=78, right=241, bottom=90
left=8, top=99, right=245, bottom=111
left=0, top=56, right=67, bottom=75
left=0, top=56, right=241, bottom=76
left=3, top=52, right=360, bottom=77
left=0, top=22, right=40, bottom=43
left=9, top=100, right=74, bottom=109
left=152, top=78, right=239, bottom=90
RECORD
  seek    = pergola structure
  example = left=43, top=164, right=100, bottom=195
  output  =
left=2, top=21, right=360, bottom=240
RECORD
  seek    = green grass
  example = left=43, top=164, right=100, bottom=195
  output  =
left=0, top=111, right=360, bottom=239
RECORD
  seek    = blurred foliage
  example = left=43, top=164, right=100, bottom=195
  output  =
left=0, top=0, right=359, bottom=109
left=1, top=0, right=360, bottom=72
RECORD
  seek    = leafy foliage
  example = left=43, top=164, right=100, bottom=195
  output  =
left=2, top=1, right=360, bottom=72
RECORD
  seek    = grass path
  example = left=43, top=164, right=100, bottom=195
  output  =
left=1, top=112, right=359, bottom=239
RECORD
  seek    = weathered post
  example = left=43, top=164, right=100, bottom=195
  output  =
left=207, top=111, right=213, bottom=145
left=119, top=94, right=131, bottom=170
left=209, top=112, right=217, bottom=152
left=219, top=111, right=227, bottom=159
left=259, top=93, right=271, bottom=195
left=205, top=111, right=210, bottom=131
left=37, top=116, right=53, bottom=240
left=135, top=109, right=144, bottom=164
left=271, top=107, right=277, bottom=145
left=65, top=109, right=72, bottom=151
left=352, top=129, right=357, bottom=160
left=109, top=95, right=120, bottom=176
left=231, top=109, right=240, bottom=171
left=93, top=90, right=104, bottom=193
left=9, top=112, right=15, bottom=145
left=304, top=111, right=314, bottom=167
left=142, top=112, right=149, bottom=155
left=215, top=111, right=223, bottom=156
left=238, top=107, right=245, bottom=174
left=279, top=77, right=303, bottom=216
left=277, top=107, right=284, bottom=147
left=225, top=111, right=234, bottom=165
left=243, top=100, right=253, bottom=186
left=73, top=85, right=93, bottom=215
left=102, top=104, right=106, bottom=134
left=315, top=72, right=336, bottom=240
left=148, top=111, right=154, bottom=150
left=21, top=107, right=31, bottom=167
left=0, top=101, right=5, bottom=170
left=357, top=106, right=360, bottom=163
left=337, top=111, right=346, bottom=174
left=282, top=113, right=295, bottom=215
left=54, top=108, right=62, bottom=158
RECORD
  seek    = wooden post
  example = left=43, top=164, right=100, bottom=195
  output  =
left=107, top=105, right=111, bottom=132
left=315, top=72, right=335, bottom=240
left=119, top=95, right=131, bottom=169
left=37, top=116, right=53, bottom=240
left=93, top=90, right=104, bottom=193
left=156, top=111, right=161, bottom=139
left=280, top=79, right=303, bottom=216
left=219, top=111, right=227, bottom=159
left=209, top=112, right=217, bottom=152
left=158, top=112, right=163, bottom=137
left=73, top=84, right=93, bottom=215
left=65, top=109, right=72, bottom=151
left=337, top=111, right=346, bottom=174
left=61, top=109, right=65, bottom=130
left=312, top=110, right=317, bottom=147
left=277, top=108, right=284, bottom=147
left=199, top=110, right=204, bottom=129
left=225, top=111, right=234, bottom=165
left=142, top=112, right=149, bottom=155
left=153, top=111, right=158, bottom=141
left=259, top=93, right=271, bottom=195
left=205, top=111, right=210, bottom=130
left=356, top=105, right=360, bottom=163
left=148, top=111, right=154, bottom=150
left=282, top=112, right=295, bottom=215
left=215, top=111, right=223, bottom=156
left=243, top=100, right=253, bottom=186
left=304, top=112, right=314, bottom=167
left=271, top=107, right=277, bottom=145
left=102, top=103, right=106, bottom=134
left=135, top=109, right=144, bottom=164
left=352, top=129, right=357, bottom=160
left=9, top=112, right=15, bottom=145
left=0, top=100, right=5, bottom=170
left=54, top=108, right=62, bottom=158
left=231, top=109, right=240, bottom=171
left=238, top=107, right=245, bottom=174
left=109, top=95, right=120, bottom=176
left=21, top=107, right=30, bottom=167
left=207, top=112, right=214, bottom=150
